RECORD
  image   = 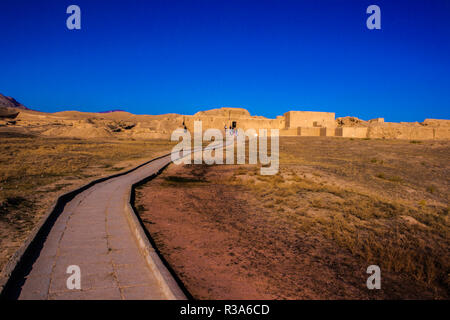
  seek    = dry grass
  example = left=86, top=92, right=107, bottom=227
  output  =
left=133, top=137, right=448, bottom=298
left=224, top=137, right=449, bottom=295
left=0, top=133, right=174, bottom=270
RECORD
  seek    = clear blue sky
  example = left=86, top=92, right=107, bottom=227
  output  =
left=0, top=0, right=449, bottom=122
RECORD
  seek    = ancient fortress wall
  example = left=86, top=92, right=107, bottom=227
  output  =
left=434, top=127, right=450, bottom=139
left=6, top=107, right=449, bottom=140
left=183, top=116, right=285, bottom=132
left=182, top=108, right=285, bottom=133
left=181, top=108, right=449, bottom=140
left=284, top=111, right=335, bottom=129
left=335, top=127, right=368, bottom=138
left=367, top=123, right=450, bottom=140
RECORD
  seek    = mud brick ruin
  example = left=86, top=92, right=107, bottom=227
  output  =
left=2, top=98, right=449, bottom=140
left=183, top=108, right=450, bottom=140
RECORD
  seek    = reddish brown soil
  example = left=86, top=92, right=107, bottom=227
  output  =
left=136, top=162, right=442, bottom=299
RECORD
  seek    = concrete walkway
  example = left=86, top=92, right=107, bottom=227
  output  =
left=17, top=156, right=177, bottom=300
left=3, top=139, right=227, bottom=300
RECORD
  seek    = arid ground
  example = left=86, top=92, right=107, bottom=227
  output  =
left=135, top=137, right=449, bottom=299
left=0, top=132, right=174, bottom=271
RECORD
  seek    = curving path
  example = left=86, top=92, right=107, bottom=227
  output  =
left=5, top=141, right=226, bottom=300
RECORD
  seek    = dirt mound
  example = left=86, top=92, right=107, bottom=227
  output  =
left=336, top=116, right=369, bottom=127
left=194, top=107, right=251, bottom=118
left=422, top=119, right=450, bottom=127
left=41, top=123, right=112, bottom=138
left=0, top=107, right=19, bottom=119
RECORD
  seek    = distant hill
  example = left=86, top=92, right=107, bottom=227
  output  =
left=0, top=93, right=29, bottom=110
left=98, top=109, right=127, bottom=113
left=0, top=93, right=30, bottom=119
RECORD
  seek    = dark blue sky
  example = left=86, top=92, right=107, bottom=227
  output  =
left=1, top=0, right=449, bottom=121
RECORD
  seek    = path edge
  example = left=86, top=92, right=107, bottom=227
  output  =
left=124, top=171, right=187, bottom=300
left=0, top=152, right=173, bottom=298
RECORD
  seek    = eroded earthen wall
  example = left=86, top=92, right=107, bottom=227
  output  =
left=335, top=127, right=369, bottom=138
left=284, top=111, right=335, bottom=129
left=367, top=124, right=434, bottom=140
